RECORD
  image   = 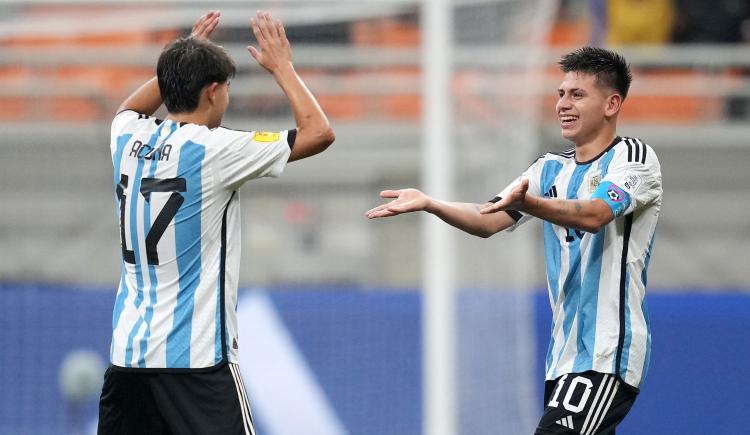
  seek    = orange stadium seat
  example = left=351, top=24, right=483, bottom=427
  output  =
left=547, top=20, right=590, bottom=47
left=351, top=18, right=420, bottom=47
left=47, top=96, right=102, bottom=121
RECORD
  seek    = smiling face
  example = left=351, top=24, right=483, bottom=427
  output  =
left=556, top=71, right=620, bottom=145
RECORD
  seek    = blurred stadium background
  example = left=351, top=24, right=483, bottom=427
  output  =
left=1, top=0, right=748, bottom=434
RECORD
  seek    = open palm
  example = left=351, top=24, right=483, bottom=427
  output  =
left=191, top=10, right=221, bottom=40
left=247, top=11, right=292, bottom=74
left=366, top=189, right=430, bottom=219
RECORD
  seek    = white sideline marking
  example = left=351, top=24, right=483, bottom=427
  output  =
left=237, top=290, right=348, bottom=435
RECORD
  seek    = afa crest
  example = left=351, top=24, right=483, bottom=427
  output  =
left=588, top=174, right=601, bottom=192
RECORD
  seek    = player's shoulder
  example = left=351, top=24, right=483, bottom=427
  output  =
left=516, top=147, right=575, bottom=176
left=213, top=126, right=294, bottom=150
left=614, top=136, right=660, bottom=168
left=111, top=110, right=164, bottom=135
left=113, top=109, right=158, bottom=124
left=528, top=146, right=576, bottom=167
left=203, top=126, right=259, bottom=149
left=211, top=125, right=254, bottom=139
left=546, top=146, right=576, bottom=161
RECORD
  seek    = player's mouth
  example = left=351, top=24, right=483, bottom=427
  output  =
left=559, top=115, right=578, bottom=129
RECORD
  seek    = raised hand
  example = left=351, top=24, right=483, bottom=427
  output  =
left=479, top=178, right=530, bottom=214
left=247, top=11, right=292, bottom=74
left=191, top=10, right=221, bottom=40
left=366, top=189, right=431, bottom=219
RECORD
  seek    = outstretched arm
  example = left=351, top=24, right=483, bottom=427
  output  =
left=366, top=189, right=517, bottom=238
left=247, top=11, right=335, bottom=162
left=116, top=11, right=221, bottom=115
left=480, top=179, right=614, bottom=232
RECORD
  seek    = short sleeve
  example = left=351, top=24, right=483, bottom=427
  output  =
left=488, top=156, right=545, bottom=231
left=593, top=140, right=662, bottom=217
left=214, top=128, right=294, bottom=190
left=111, top=110, right=141, bottom=139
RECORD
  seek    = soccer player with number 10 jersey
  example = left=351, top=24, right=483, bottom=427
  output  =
left=368, top=47, right=662, bottom=434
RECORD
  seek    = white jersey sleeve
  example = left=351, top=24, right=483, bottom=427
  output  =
left=213, top=128, right=294, bottom=190
left=111, top=110, right=139, bottom=135
left=111, top=110, right=145, bottom=143
left=491, top=156, right=545, bottom=231
left=592, top=138, right=662, bottom=217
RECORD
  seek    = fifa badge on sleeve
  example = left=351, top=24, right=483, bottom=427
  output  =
left=252, top=131, right=281, bottom=143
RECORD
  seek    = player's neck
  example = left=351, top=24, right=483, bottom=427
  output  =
left=166, top=109, right=213, bottom=128
left=573, top=127, right=617, bottom=163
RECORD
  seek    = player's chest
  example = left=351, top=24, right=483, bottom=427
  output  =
left=541, top=164, right=603, bottom=201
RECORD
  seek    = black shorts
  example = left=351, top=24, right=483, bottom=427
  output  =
left=534, top=371, right=637, bottom=435
left=98, top=363, right=255, bottom=435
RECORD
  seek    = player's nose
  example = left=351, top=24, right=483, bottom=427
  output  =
left=556, top=96, right=572, bottom=112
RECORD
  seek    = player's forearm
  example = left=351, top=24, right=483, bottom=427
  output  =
left=519, top=195, right=612, bottom=233
left=117, top=77, right=162, bottom=115
left=427, top=199, right=512, bottom=238
left=272, top=64, right=335, bottom=161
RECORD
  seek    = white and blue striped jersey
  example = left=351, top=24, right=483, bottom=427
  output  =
left=109, top=110, right=293, bottom=370
left=496, top=136, right=662, bottom=389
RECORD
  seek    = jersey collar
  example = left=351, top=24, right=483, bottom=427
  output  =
left=574, top=136, right=622, bottom=165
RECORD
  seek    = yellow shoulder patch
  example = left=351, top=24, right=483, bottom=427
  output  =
left=252, top=131, right=281, bottom=143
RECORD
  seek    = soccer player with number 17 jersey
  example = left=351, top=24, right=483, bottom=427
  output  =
left=367, top=47, right=662, bottom=434
left=98, top=11, right=335, bottom=435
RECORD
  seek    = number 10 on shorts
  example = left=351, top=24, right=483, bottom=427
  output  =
left=548, top=374, right=594, bottom=413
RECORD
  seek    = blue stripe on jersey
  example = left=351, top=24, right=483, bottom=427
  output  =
left=124, top=150, right=148, bottom=366
left=111, top=134, right=131, bottom=338
left=616, top=269, right=632, bottom=377
left=111, top=266, right=127, bottom=362
left=553, top=163, right=589, bottom=376
left=642, top=232, right=656, bottom=288
left=540, top=160, right=564, bottom=371
left=137, top=123, right=178, bottom=367
left=136, top=157, right=159, bottom=367
left=573, top=148, right=617, bottom=372
left=138, top=122, right=177, bottom=368
left=619, top=199, right=651, bottom=379
left=215, top=253, right=223, bottom=364
left=113, top=134, right=131, bottom=192
left=125, top=127, right=164, bottom=366
left=540, top=160, right=564, bottom=302
left=167, top=140, right=206, bottom=367
left=620, top=269, right=633, bottom=378
left=640, top=232, right=656, bottom=381
left=641, top=298, right=652, bottom=382
left=112, top=265, right=127, bottom=331
left=573, top=227, right=605, bottom=373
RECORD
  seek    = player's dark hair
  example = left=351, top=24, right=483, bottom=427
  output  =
left=559, top=47, right=632, bottom=99
left=157, top=37, right=236, bottom=113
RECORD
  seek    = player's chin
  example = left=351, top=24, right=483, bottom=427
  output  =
left=560, top=127, right=578, bottom=141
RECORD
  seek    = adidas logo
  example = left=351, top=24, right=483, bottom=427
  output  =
left=555, top=415, right=574, bottom=430
left=545, top=185, right=558, bottom=198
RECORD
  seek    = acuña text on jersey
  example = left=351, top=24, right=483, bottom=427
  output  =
left=129, top=140, right=172, bottom=162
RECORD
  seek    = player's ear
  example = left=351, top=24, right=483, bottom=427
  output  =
left=605, top=93, right=622, bottom=117
left=205, top=82, right=220, bottom=104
